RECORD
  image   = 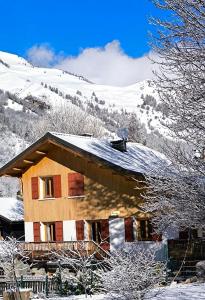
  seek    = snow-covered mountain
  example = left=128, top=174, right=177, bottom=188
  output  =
left=0, top=51, right=166, bottom=136
left=0, top=50, right=169, bottom=197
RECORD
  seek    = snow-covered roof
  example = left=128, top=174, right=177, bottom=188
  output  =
left=50, top=132, right=170, bottom=175
left=0, top=198, right=23, bottom=221
left=0, top=132, right=171, bottom=177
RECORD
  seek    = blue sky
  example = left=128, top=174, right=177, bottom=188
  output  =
left=0, top=0, right=160, bottom=58
left=0, top=0, right=164, bottom=85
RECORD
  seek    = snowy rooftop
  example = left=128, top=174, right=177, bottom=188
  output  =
left=0, top=197, right=23, bottom=221
left=0, top=132, right=171, bottom=177
left=50, top=132, right=170, bottom=175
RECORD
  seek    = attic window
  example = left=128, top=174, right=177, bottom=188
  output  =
left=42, top=177, right=54, bottom=198
left=37, top=175, right=61, bottom=199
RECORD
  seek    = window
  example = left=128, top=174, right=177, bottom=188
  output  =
left=137, top=219, right=162, bottom=241
left=37, top=175, right=61, bottom=200
left=42, top=177, right=54, bottom=198
left=91, top=221, right=102, bottom=243
left=138, top=219, right=153, bottom=241
left=44, top=223, right=56, bottom=241
left=88, top=220, right=109, bottom=245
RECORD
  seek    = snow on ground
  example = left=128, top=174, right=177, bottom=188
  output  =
left=43, top=283, right=205, bottom=299
left=148, top=283, right=205, bottom=300
left=0, top=283, right=204, bottom=300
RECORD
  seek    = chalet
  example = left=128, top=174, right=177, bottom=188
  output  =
left=0, top=132, right=171, bottom=258
left=0, top=197, right=24, bottom=240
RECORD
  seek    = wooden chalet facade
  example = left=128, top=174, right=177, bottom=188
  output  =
left=0, top=132, right=171, bottom=257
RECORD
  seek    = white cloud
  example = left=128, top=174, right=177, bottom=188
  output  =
left=27, top=41, right=157, bottom=86
left=26, top=44, right=56, bottom=67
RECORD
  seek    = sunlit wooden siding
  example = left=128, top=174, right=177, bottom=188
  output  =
left=22, top=145, right=144, bottom=222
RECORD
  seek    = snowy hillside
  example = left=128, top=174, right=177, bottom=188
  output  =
left=0, top=51, right=167, bottom=135
left=0, top=50, right=170, bottom=197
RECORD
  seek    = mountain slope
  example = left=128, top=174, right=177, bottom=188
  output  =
left=0, top=50, right=170, bottom=196
left=0, top=51, right=166, bottom=136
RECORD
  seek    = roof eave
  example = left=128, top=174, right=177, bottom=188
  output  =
left=0, top=132, right=53, bottom=177
left=0, top=132, right=144, bottom=178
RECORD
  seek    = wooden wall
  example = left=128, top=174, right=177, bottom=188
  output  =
left=22, top=146, right=144, bottom=222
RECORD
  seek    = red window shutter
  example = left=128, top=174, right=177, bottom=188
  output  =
left=55, top=221, right=63, bottom=241
left=100, top=219, right=110, bottom=251
left=152, top=233, right=162, bottom=242
left=76, top=220, right=84, bottom=240
left=31, top=177, right=39, bottom=199
left=151, top=221, right=162, bottom=241
left=53, top=175, right=62, bottom=198
left=33, top=222, right=40, bottom=242
left=68, top=173, right=84, bottom=197
left=124, top=217, right=134, bottom=242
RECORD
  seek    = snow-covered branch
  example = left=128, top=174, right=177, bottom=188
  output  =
left=101, top=248, right=166, bottom=300
left=51, top=242, right=105, bottom=296
left=144, top=0, right=205, bottom=230
left=0, top=237, right=30, bottom=291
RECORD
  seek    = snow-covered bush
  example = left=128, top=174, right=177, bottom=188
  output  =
left=0, top=237, right=30, bottom=298
left=101, top=248, right=166, bottom=300
left=51, top=242, right=104, bottom=296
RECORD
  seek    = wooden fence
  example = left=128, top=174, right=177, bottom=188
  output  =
left=0, top=276, right=57, bottom=297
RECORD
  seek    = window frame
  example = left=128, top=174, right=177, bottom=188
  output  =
left=43, top=222, right=56, bottom=242
left=47, top=223, right=55, bottom=241
left=91, top=221, right=102, bottom=244
left=40, top=176, right=55, bottom=199
left=137, top=219, right=153, bottom=241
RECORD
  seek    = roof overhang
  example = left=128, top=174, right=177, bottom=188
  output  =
left=0, top=133, right=54, bottom=177
left=0, top=132, right=143, bottom=178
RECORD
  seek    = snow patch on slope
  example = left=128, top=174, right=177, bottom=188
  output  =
left=5, top=99, right=23, bottom=111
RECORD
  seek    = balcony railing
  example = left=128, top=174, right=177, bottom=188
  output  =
left=168, top=239, right=205, bottom=260
left=18, top=240, right=109, bottom=260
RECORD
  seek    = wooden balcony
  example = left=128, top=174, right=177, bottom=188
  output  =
left=19, top=240, right=109, bottom=261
